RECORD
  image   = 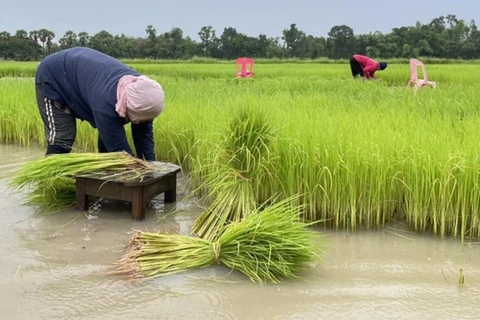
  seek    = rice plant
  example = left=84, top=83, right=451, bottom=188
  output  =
left=3, top=63, right=480, bottom=239
left=190, top=107, right=276, bottom=240
left=112, top=196, right=324, bottom=283
left=9, top=152, right=154, bottom=213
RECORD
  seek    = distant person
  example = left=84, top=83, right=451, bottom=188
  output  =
left=35, top=47, right=164, bottom=161
left=349, top=54, right=387, bottom=81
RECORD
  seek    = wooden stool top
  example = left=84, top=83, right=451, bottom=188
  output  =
left=74, top=161, right=181, bottom=186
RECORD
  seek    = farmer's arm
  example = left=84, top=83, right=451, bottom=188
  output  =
left=363, top=64, right=377, bottom=79
left=131, top=121, right=156, bottom=161
left=92, top=110, right=134, bottom=155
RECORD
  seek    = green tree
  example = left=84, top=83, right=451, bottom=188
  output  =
left=163, top=27, right=186, bottom=59
left=15, top=29, right=28, bottom=39
left=145, top=25, right=158, bottom=59
left=89, top=30, right=115, bottom=56
left=8, top=30, right=39, bottom=60
left=219, top=27, right=238, bottom=59
left=78, top=32, right=90, bottom=47
left=59, top=30, right=77, bottom=49
left=198, top=26, right=218, bottom=57
left=38, top=28, right=55, bottom=56
left=282, top=23, right=306, bottom=58
left=326, top=25, right=355, bottom=59
left=0, top=31, right=11, bottom=60
left=304, top=36, right=326, bottom=59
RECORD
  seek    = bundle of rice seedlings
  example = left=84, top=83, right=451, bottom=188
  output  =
left=191, top=164, right=256, bottom=239
left=112, top=197, right=324, bottom=284
left=9, top=152, right=154, bottom=213
left=223, top=108, right=275, bottom=174
left=191, top=108, right=276, bottom=240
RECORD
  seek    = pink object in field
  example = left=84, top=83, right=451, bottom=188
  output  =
left=236, top=57, right=254, bottom=78
left=407, top=58, right=437, bottom=91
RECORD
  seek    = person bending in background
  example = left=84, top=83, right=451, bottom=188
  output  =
left=350, top=54, right=388, bottom=81
left=35, top=47, right=165, bottom=161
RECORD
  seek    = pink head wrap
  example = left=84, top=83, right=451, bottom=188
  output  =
left=115, top=75, right=164, bottom=123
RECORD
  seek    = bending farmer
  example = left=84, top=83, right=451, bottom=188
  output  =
left=350, top=54, right=387, bottom=80
left=35, top=47, right=164, bottom=161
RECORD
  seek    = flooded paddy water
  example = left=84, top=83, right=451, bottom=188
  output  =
left=1, top=144, right=480, bottom=320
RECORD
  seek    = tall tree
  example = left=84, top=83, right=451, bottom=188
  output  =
left=305, top=36, right=327, bottom=59
left=9, top=30, right=40, bottom=60
left=37, top=29, right=49, bottom=54
left=89, top=30, right=115, bottom=56
left=37, top=29, right=55, bottom=57
left=15, top=29, right=28, bottom=39
left=28, top=30, right=41, bottom=59
left=282, top=23, right=307, bottom=58
left=198, top=26, right=218, bottom=57
left=0, top=31, right=11, bottom=60
left=163, top=27, right=186, bottom=59
left=46, top=31, right=55, bottom=55
left=78, top=32, right=90, bottom=47
left=219, top=27, right=238, bottom=59
left=145, top=24, right=158, bottom=59
left=59, top=30, right=77, bottom=49
left=326, top=25, right=356, bottom=59
left=29, top=30, right=39, bottom=45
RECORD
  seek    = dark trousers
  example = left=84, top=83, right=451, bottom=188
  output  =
left=36, top=84, right=109, bottom=155
left=36, top=84, right=76, bottom=155
left=350, top=57, right=364, bottom=78
left=98, top=137, right=108, bottom=153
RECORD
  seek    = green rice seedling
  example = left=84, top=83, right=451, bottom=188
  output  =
left=190, top=107, right=276, bottom=240
left=5, top=62, right=480, bottom=238
left=22, top=177, right=77, bottom=213
left=0, top=62, right=38, bottom=77
left=190, top=167, right=256, bottom=240
left=223, top=108, right=275, bottom=173
left=9, top=152, right=154, bottom=213
left=112, top=197, right=324, bottom=284
left=153, top=124, right=197, bottom=171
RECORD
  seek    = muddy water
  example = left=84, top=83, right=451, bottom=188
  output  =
left=1, top=144, right=479, bottom=320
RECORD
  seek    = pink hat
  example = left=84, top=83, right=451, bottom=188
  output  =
left=116, top=75, right=164, bottom=123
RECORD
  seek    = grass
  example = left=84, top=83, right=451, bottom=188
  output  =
left=2, top=63, right=480, bottom=239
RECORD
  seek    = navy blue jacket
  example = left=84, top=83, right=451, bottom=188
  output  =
left=35, top=47, right=156, bottom=161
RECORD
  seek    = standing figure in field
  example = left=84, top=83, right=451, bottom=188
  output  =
left=349, top=54, right=387, bottom=80
left=35, top=47, right=164, bottom=161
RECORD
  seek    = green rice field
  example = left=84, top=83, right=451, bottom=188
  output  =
left=2, top=61, right=480, bottom=239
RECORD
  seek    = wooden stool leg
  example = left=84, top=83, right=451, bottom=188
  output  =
left=164, top=175, right=177, bottom=203
left=131, top=187, right=145, bottom=220
left=76, top=178, right=89, bottom=211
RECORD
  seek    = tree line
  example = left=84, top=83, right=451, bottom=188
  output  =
left=1, top=14, right=479, bottom=61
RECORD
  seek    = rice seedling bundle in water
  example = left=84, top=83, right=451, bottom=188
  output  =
left=112, top=197, right=324, bottom=283
left=191, top=108, right=276, bottom=240
left=10, top=152, right=154, bottom=213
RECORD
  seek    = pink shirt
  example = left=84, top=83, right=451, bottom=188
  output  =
left=353, top=54, right=379, bottom=79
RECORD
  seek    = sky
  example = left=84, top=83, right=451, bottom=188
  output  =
left=1, top=0, right=479, bottom=41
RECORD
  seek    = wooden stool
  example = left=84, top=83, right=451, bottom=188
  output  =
left=74, top=161, right=181, bottom=220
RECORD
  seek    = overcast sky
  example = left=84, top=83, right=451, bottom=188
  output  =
left=1, top=0, right=479, bottom=41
